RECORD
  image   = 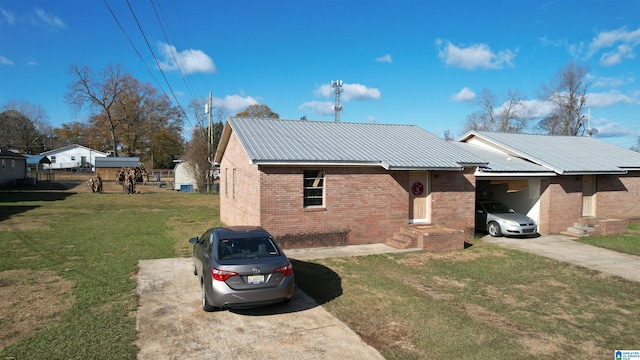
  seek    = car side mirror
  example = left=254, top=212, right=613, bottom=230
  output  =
left=189, top=237, right=198, bottom=244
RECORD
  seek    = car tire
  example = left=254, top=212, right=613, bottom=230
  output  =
left=201, top=280, right=216, bottom=312
left=488, top=222, right=502, bottom=237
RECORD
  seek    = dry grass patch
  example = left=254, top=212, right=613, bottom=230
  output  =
left=0, top=270, right=74, bottom=350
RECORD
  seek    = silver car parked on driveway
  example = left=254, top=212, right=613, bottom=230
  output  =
left=189, top=226, right=294, bottom=312
left=476, top=201, right=538, bottom=237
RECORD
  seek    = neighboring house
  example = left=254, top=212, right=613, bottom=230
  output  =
left=459, top=131, right=640, bottom=236
left=0, top=147, right=27, bottom=186
left=41, top=144, right=108, bottom=170
left=94, top=157, right=141, bottom=181
left=214, top=117, right=486, bottom=250
left=173, top=160, right=198, bottom=191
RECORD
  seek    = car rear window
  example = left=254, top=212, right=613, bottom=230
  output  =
left=218, top=237, right=281, bottom=260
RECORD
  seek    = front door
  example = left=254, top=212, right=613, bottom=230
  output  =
left=582, top=175, right=596, bottom=217
left=409, top=171, right=429, bottom=223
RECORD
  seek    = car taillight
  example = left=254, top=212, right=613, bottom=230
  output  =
left=273, top=262, right=293, bottom=277
left=211, top=268, right=238, bottom=281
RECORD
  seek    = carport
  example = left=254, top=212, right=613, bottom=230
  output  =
left=454, top=141, right=555, bottom=230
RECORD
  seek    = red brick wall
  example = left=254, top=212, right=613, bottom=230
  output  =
left=429, top=168, right=476, bottom=235
left=596, top=173, right=640, bottom=221
left=259, top=166, right=409, bottom=248
left=539, top=177, right=582, bottom=234
left=219, top=131, right=261, bottom=226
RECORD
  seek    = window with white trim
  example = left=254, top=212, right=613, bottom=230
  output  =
left=303, top=170, right=325, bottom=207
left=50, top=156, right=56, bottom=163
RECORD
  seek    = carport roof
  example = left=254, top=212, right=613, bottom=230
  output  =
left=453, top=142, right=556, bottom=176
left=460, top=131, right=640, bottom=175
left=216, top=117, right=486, bottom=170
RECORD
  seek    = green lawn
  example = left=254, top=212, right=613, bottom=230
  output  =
left=0, top=184, right=219, bottom=359
left=577, top=223, right=640, bottom=256
left=2, top=183, right=640, bottom=359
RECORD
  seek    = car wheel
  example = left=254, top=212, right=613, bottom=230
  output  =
left=488, top=222, right=502, bottom=237
left=201, top=280, right=215, bottom=312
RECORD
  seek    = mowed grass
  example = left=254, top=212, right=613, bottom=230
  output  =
left=0, top=182, right=219, bottom=359
left=294, top=240, right=640, bottom=359
left=2, top=183, right=640, bottom=359
left=577, top=223, right=640, bottom=256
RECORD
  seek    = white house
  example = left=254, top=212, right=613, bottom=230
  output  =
left=41, top=144, right=108, bottom=170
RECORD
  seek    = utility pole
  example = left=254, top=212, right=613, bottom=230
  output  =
left=331, top=80, right=344, bottom=122
left=207, top=92, right=213, bottom=193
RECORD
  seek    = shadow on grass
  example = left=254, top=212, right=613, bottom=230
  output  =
left=0, top=183, right=79, bottom=222
left=231, top=259, right=343, bottom=316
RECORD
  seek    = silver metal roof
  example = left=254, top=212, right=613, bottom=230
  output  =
left=461, top=131, right=640, bottom=175
left=453, top=142, right=555, bottom=176
left=223, top=117, right=485, bottom=170
left=95, top=157, right=141, bottom=168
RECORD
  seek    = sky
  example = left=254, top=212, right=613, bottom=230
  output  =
left=1, top=0, right=639, bottom=148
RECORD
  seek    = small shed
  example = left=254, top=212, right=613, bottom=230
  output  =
left=173, top=161, right=198, bottom=192
left=25, top=154, right=52, bottom=183
left=95, top=157, right=141, bottom=181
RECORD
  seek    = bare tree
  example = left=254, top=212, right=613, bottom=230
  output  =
left=462, top=88, right=528, bottom=133
left=536, top=62, right=590, bottom=136
left=182, top=98, right=226, bottom=193
left=66, top=64, right=133, bottom=156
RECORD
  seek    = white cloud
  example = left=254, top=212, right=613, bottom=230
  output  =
left=599, top=45, right=635, bottom=66
left=518, top=99, right=556, bottom=119
left=313, top=83, right=381, bottom=102
left=375, top=54, right=392, bottom=63
left=298, top=100, right=334, bottom=116
left=366, top=115, right=377, bottom=122
left=158, top=43, right=216, bottom=74
left=0, top=55, right=13, bottom=65
left=211, top=95, right=257, bottom=112
left=586, top=27, right=640, bottom=66
left=586, top=91, right=637, bottom=107
left=0, top=8, right=15, bottom=25
left=591, top=118, right=637, bottom=138
left=436, top=39, right=516, bottom=70
left=452, top=87, right=475, bottom=102
left=588, top=74, right=632, bottom=88
left=34, top=7, right=65, bottom=30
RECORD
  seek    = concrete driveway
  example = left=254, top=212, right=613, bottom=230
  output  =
left=135, top=257, right=384, bottom=360
left=483, top=234, right=640, bottom=283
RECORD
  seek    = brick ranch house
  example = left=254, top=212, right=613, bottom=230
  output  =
left=215, top=118, right=640, bottom=251
left=214, top=117, right=486, bottom=251
left=459, top=131, right=640, bottom=237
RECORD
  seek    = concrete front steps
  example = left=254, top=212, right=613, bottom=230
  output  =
left=561, top=217, right=627, bottom=237
left=387, top=224, right=467, bottom=252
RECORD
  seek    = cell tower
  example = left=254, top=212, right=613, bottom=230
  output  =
left=331, top=80, right=344, bottom=122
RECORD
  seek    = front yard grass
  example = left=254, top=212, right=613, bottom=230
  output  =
left=295, top=241, right=640, bottom=359
left=1, top=183, right=639, bottom=359
left=577, top=223, right=640, bottom=256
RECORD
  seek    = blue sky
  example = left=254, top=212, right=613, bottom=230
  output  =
left=1, top=1, right=639, bottom=148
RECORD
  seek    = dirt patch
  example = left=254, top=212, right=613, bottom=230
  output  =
left=458, top=302, right=564, bottom=357
left=0, top=270, right=74, bottom=350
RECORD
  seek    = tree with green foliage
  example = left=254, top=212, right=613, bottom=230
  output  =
left=235, top=104, right=279, bottom=118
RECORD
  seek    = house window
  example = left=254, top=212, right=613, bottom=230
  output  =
left=1, top=159, right=5, bottom=170
left=51, top=156, right=56, bottom=164
left=224, top=168, right=228, bottom=197
left=303, top=170, right=325, bottom=207
left=71, top=156, right=76, bottom=161
left=232, top=168, right=237, bottom=198
left=11, top=160, right=15, bottom=174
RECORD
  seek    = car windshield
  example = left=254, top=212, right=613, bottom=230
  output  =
left=483, top=202, right=514, bottom=214
left=218, top=237, right=281, bottom=260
